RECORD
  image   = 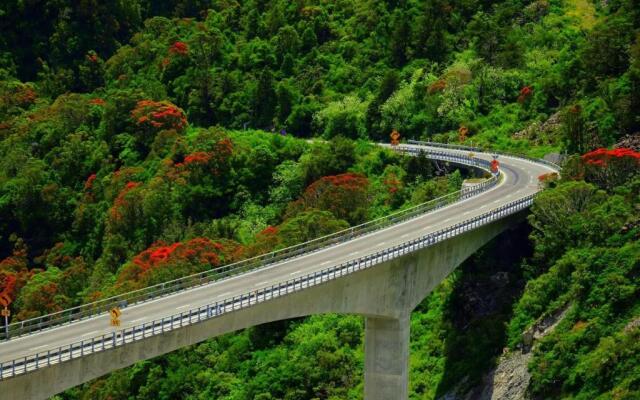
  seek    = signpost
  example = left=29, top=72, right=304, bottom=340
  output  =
left=390, top=129, right=400, bottom=146
left=110, top=307, right=122, bottom=327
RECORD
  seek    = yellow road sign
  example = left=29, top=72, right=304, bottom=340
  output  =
left=390, top=130, right=401, bottom=146
left=1, top=307, right=9, bottom=317
left=110, top=307, right=122, bottom=327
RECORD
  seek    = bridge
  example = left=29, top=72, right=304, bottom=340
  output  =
left=0, top=142, right=559, bottom=400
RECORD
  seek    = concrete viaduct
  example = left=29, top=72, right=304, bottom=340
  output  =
left=0, top=143, right=559, bottom=400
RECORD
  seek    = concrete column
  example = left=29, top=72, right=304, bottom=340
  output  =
left=364, top=314, right=410, bottom=400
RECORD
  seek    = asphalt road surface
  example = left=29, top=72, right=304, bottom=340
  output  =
left=0, top=144, right=557, bottom=366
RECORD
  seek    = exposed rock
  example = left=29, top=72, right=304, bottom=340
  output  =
left=512, top=112, right=562, bottom=145
left=442, top=305, right=571, bottom=400
left=620, top=218, right=640, bottom=240
left=477, top=351, right=533, bottom=400
left=615, top=133, right=640, bottom=152
left=521, top=304, right=570, bottom=352
left=624, top=316, right=640, bottom=333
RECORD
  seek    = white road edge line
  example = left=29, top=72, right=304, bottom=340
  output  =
left=4, top=145, right=556, bottom=354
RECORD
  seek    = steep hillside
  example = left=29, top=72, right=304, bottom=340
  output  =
left=0, top=0, right=638, bottom=399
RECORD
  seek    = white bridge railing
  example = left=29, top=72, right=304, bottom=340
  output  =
left=1, top=148, right=497, bottom=341
left=0, top=193, right=535, bottom=380
left=0, top=143, right=561, bottom=379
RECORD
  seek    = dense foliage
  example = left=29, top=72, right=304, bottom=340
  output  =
left=0, top=0, right=639, bottom=398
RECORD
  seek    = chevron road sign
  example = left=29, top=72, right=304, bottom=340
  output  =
left=110, top=308, right=122, bottom=327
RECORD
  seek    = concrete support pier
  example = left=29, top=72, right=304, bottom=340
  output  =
left=0, top=214, right=524, bottom=400
left=364, top=314, right=410, bottom=400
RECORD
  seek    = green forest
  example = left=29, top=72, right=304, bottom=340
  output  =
left=0, top=0, right=638, bottom=398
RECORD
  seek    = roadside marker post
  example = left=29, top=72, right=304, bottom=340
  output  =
left=1, top=306, right=9, bottom=341
left=109, top=308, right=122, bottom=327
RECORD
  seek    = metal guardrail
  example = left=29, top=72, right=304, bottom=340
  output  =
left=406, top=140, right=482, bottom=152
left=406, top=140, right=562, bottom=171
left=1, top=148, right=498, bottom=340
left=0, top=193, right=535, bottom=380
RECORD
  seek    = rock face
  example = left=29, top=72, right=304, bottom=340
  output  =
left=439, top=306, right=569, bottom=400
left=476, top=352, right=533, bottom=400
left=512, top=112, right=562, bottom=144
left=615, top=133, right=640, bottom=151
left=438, top=352, right=533, bottom=400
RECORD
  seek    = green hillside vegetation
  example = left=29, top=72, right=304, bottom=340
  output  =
left=0, top=0, right=638, bottom=398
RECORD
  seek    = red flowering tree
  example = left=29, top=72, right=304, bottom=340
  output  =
left=16, top=85, right=37, bottom=107
left=131, top=100, right=187, bottom=133
left=88, top=98, right=105, bottom=106
left=84, top=174, right=97, bottom=191
left=107, top=181, right=144, bottom=234
left=169, top=41, right=189, bottom=56
left=113, top=238, right=240, bottom=292
left=129, top=100, right=188, bottom=152
left=288, top=173, right=370, bottom=224
left=178, top=137, right=234, bottom=177
left=79, top=51, right=105, bottom=91
left=581, top=147, right=640, bottom=189
left=381, top=165, right=405, bottom=207
left=247, top=226, right=282, bottom=256
left=0, top=240, right=34, bottom=318
left=518, top=86, right=533, bottom=104
left=537, top=172, right=559, bottom=188
left=0, top=82, right=37, bottom=115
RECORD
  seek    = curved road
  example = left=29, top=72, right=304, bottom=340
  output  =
left=0, top=143, right=558, bottom=375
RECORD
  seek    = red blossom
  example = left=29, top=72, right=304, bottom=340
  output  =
left=131, top=100, right=187, bottom=132
left=582, top=147, right=640, bottom=167
left=580, top=147, right=640, bottom=189
left=15, top=86, right=37, bottom=106
left=169, top=41, right=189, bottom=56
left=383, top=174, right=402, bottom=196
left=178, top=138, right=234, bottom=176
left=86, top=53, right=98, bottom=63
left=428, top=79, right=447, bottom=94
left=84, top=174, right=97, bottom=190
left=89, top=98, right=106, bottom=106
left=259, top=226, right=279, bottom=237
left=0, top=274, right=16, bottom=303
left=518, top=86, right=533, bottom=103
left=291, top=173, right=370, bottom=223
left=119, top=237, right=230, bottom=289
left=538, top=172, right=559, bottom=185
left=110, top=181, right=142, bottom=222
left=569, top=104, right=582, bottom=114
left=184, top=152, right=212, bottom=165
